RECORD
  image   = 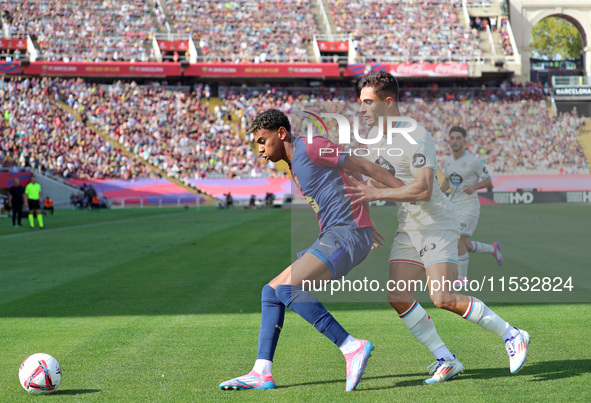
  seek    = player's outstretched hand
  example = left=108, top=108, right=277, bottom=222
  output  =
left=370, top=223, right=385, bottom=250
left=344, top=176, right=380, bottom=205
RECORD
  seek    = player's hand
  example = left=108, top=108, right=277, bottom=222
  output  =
left=370, top=223, right=385, bottom=250
left=344, top=175, right=380, bottom=204
left=463, top=184, right=475, bottom=195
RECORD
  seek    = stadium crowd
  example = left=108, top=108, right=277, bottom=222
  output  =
left=0, top=0, right=521, bottom=64
left=62, top=80, right=274, bottom=181
left=164, top=0, right=314, bottom=62
left=329, top=0, right=483, bottom=63
left=0, top=77, right=586, bottom=180
left=402, top=101, right=586, bottom=174
left=1, top=0, right=156, bottom=62
left=219, top=83, right=587, bottom=174
left=0, top=77, right=151, bottom=179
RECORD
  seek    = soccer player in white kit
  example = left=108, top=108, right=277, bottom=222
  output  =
left=345, top=72, right=530, bottom=383
left=440, top=126, right=503, bottom=284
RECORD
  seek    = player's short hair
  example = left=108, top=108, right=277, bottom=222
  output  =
left=358, top=71, right=399, bottom=101
left=449, top=126, right=467, bottom=138
left=248, top=109, right=291, bottom=135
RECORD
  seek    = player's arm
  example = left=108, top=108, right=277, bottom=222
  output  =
left=345, top=167, right=434, bottom=203
left=440, top=177, right=450, bottom=193
left=464, top=162, right=491, bottom=195
left=341, top=155, right=400, bottom=249
left=342, top=155, right=404, bottom=189
left=463, top=176, right=491, bottom=195
left=23, top=187, right=28, bottom=204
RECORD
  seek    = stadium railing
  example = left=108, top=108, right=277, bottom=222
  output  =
left=315, top=0, right=332, bottom=36
left=194, top=54, right=311, bottom=63
left=505, top=20, right=520, bottom=63
left=486, top=24, right=497, bottom=58
left=552, top=76, right=591, bottom=87
left=462, top=0, right=471, bottom=27
left=109, top=196, right=202, bottom=210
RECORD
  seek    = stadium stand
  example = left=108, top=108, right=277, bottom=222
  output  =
left=0, top=75, right=586, bottom=180
left=163, top=0, right=316, bottom=62
left=1, top=0, right=157, bottom=62
left=219, top=84, right=588, bottom=174
left=328, top=0, right=483, bottom=63
left=0, top=77, right=152, bottom=179
left=62, top=80, right=276, bottom=181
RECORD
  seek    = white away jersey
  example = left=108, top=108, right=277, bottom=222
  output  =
left=368, top=122, right=457, bottom=231
left=442, top=153, right=490, bottom=203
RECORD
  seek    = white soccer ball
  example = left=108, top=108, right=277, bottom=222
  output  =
left=19, top=353, right=62, bottom=394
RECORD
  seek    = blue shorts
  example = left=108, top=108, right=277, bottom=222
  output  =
left=297, top=226, right=373, bottom=279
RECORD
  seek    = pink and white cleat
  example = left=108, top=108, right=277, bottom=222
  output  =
left=345, top=339, right=374, bottom=392
left=219, top=370, right=276, bottom=390
left=492, top=241, right=503, bottom=266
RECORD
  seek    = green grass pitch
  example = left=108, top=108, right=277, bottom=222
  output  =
left=0, top=204, right=590, bottom=401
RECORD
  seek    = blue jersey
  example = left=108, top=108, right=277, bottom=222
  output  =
left=289, top=136, right=372, bottom=232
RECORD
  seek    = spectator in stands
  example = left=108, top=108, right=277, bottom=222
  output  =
left=164, top=0, right=314, bottom=62
left=0, top=77, right=152, bottom=180
left=219, top=84, right=586, bottom=175
left=5, top=0, right=157, bottom=62
left=330, top=0, right=482, bottom=63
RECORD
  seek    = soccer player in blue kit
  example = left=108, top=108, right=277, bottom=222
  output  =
left=219, top=109, right=404, bottom=392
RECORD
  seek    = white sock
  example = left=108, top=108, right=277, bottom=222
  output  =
left=253, top=359, right=272, bottom=376
left=433, top=345, right=455, bottom=361
left=463, top=297, right=512, bottom=339
left=470, top=241, right=494, bottom=254
left=399, top=301, right=451, bottom=359
left=339, top=335, right=361, bottom=355
left=458, top=253, right=469, bottom=280
left=502, top=327, right=520, bottom=341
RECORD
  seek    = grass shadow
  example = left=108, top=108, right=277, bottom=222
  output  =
left=282, top=359, right=591, bottom=391
left=47, top=389, right=101, bottom=396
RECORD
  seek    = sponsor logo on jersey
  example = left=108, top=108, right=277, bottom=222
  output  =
left=412, top=153, right=426, bottom=168
left=483, top=166, right=488, bottom=175
left=449, top=172, right=463, bottom=185
left=375, top=156, right=396, bottom=176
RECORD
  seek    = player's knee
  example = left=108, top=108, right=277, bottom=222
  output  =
left=387, top=290, right=413, bottom=310
left=430, top=292, right=458, bottom=311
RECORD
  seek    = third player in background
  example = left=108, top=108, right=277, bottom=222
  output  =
left=440, top=126, right=503, bottom=285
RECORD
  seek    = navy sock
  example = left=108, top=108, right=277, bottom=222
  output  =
left=256, top=285, right=285, bottom=361
left=276, top=285, right=349, bottom=347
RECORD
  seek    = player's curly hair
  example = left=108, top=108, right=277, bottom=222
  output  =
left=248, top=109, right=291, bottom=135
left=358, top=71, right=399, bottom=101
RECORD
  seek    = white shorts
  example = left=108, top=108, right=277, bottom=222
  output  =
left=453, top=199, right=480, bottom=237
left=389, top=229, right=459, bottom=268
